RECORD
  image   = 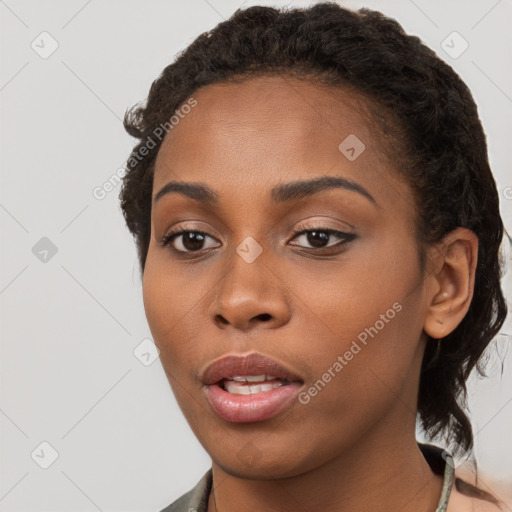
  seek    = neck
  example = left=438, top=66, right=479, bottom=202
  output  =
left=208, top=422, right=444, bottom=512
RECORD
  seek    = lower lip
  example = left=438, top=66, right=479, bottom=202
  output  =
left=204, top=381, right=303, bottom=423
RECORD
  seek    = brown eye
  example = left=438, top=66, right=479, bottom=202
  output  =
left=289, top=227, right=356, bottom=250
left=161, top=230, right=220, bottom=253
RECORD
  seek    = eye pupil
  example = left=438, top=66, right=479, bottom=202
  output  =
left=307, top=230, right=329, bottom=248
left=182, top=232, right=205, bottom=251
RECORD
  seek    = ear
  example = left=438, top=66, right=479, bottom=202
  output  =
left=423, top=227, right=479, bottom=340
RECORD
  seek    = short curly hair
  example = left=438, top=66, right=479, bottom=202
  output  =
left=120, top=2, right=507, bottom=464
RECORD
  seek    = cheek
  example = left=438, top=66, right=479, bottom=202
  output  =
left=142, top=250, right=206, bottom=377
left=288, top=237, right=424, bottom=409
left=142, top=266, right=210, bottom=427
left=142, top=244, right=211, bottom=330
left=285, top=235, right=419, bottom=344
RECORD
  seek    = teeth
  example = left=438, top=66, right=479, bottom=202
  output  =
left=224, top=380, right=285, bottom=394
left=232, top=374, right=266, bottom=382
left=230, top=374, right=282, bottom=382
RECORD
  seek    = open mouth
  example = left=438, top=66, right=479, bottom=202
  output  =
left=201, top=353, right=304, bottom=422
left=217, top=375, right=293, bottom=395
left=205, top=376, right=303, bottom=423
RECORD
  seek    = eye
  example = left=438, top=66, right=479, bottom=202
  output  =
left=160, top=225, right=356, bottom=256
left=160, top=229, right=220, bottom=253
left=289, top=226, right=356, bottom=251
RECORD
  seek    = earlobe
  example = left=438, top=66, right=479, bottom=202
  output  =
left=423, top=227, right=478, bottom=340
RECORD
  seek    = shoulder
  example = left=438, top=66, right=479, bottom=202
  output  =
left=447, top=467, right=510, bottom=512
left=158, top=469, right=213, bottom=512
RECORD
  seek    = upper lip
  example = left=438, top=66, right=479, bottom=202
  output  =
left=201, top=352, right=304, bottom=385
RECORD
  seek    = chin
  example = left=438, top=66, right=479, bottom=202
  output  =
left=212, top=447, right=317, bottom=481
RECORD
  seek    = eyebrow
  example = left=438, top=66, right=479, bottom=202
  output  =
left=154, top=175, right=377, bottom=206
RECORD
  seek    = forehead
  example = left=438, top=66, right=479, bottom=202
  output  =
left=153, top=75, right=409, bottom=212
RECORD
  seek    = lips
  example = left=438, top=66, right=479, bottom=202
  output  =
left=201, top=352, right=305, bottom=423
left=201, top=352, right=303, bottom=386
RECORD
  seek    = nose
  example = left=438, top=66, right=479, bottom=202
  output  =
left=210, top=251, right=291, bottom=332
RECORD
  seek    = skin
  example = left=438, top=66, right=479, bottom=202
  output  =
left=142, top=75, right=478, bottom=512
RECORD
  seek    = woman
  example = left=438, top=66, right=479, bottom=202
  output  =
left=119, top=3, right=508, bottom=511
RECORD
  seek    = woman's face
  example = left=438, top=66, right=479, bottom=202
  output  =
left=143, top=75, right=431, bottom=477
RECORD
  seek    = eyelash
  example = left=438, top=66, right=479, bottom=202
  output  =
left=160, top=225, right=356, bottom=256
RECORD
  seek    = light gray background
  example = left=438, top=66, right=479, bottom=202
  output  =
left=1, top=0, right=511, bottom=510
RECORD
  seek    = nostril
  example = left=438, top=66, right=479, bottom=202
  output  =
left=256, top=313, right=271, bottom=322
left=215, top=315, right=229, bottom=325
